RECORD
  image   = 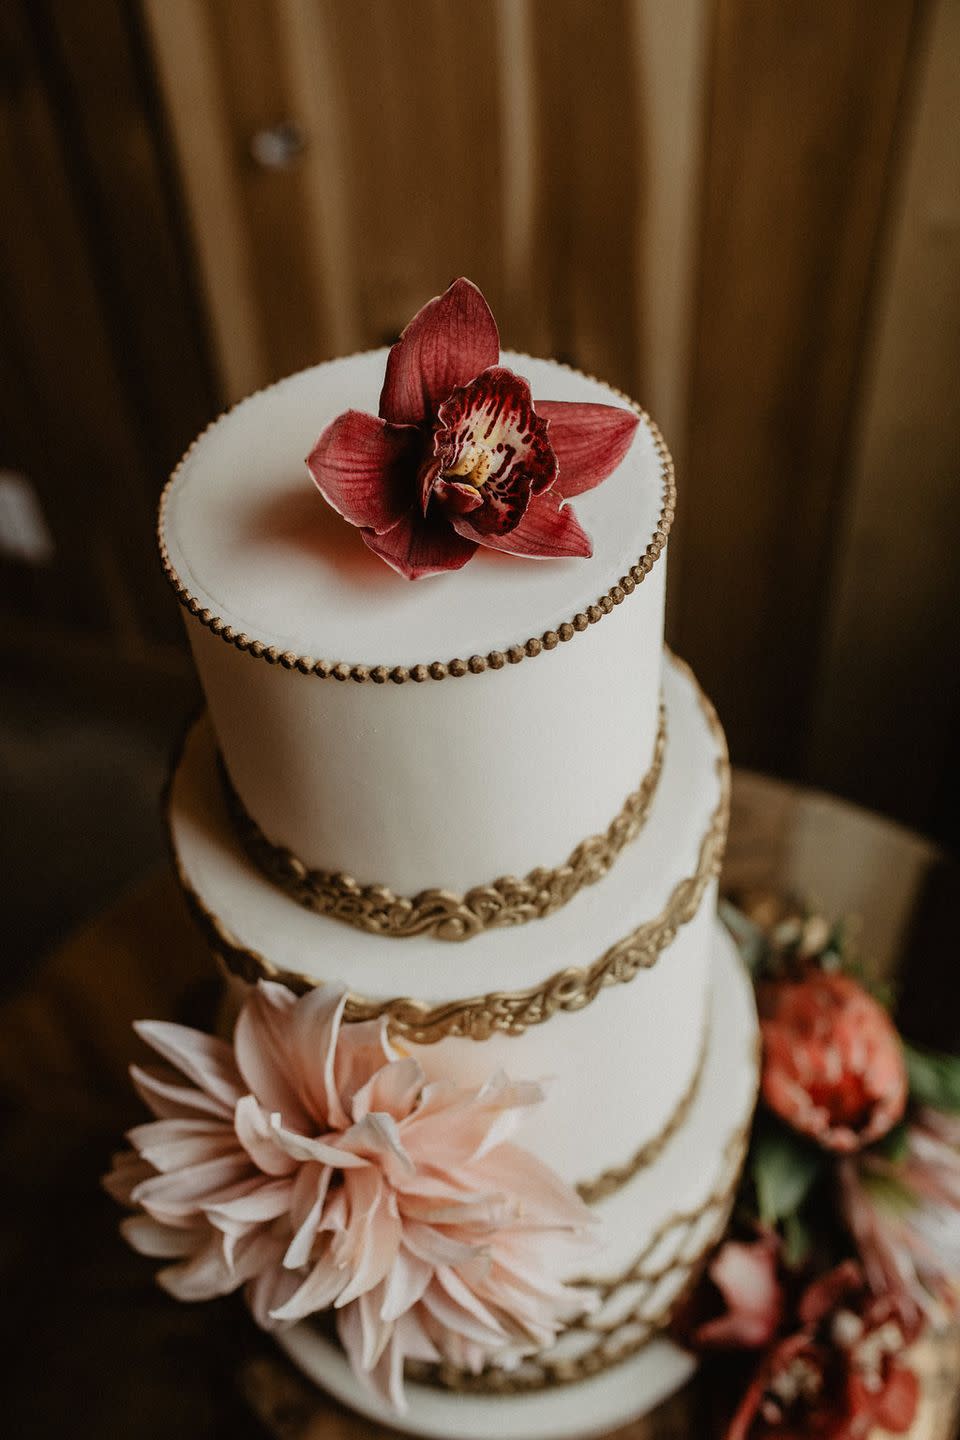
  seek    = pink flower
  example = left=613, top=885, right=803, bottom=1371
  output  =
left=759, top=973, right=907, bottom=1153
left=675, top=1233, right=784, bottom=1350
left=307, top=278, right=639, bottom=578
left=840, top=1106, right=960, bottom=1321
left=104, top=982, right=595, bottom=1410
left=727, top=1263, right=919, bottom=1440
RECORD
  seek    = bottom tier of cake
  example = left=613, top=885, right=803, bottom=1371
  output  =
left=273, top=923, right=758, bottom=1440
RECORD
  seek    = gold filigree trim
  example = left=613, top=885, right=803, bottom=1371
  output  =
left=168, top=654, right=729, bottom=1043
left=218, top=701, right=667, bottom=941
left=576, top=1017, right=709, bottom=1204
left=157, top=355, right=675, bottom=684
left=410, top=1117, right=753, bottom=1393
left=406, top=1028, right=759, bottom=1395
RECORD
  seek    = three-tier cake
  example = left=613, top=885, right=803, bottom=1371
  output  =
left=144, top=282, right=758, bottom=1438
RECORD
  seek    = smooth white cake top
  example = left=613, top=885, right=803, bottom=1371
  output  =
left=160, top=350, right=668, bottom=666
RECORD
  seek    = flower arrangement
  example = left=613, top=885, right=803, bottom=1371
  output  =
left=104, top=981, right=596, bottom=1410
left=677, top=896, right=960, bottom=1438
left=307, top=278, right=639, bottom=578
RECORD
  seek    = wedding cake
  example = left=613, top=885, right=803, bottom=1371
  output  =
left=118, top=281, right=758, bottom=1439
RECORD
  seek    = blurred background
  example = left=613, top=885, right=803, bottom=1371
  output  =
left=2, top=0, right=959, bottom=988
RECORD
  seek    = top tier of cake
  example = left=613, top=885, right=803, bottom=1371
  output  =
left=159, top=350, right=673, bottom=908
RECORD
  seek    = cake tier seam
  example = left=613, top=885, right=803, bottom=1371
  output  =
left=168, top=654, right=729, bottom=1043
left=157, top=354, right=675, bottom=684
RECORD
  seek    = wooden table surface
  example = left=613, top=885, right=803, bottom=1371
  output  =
left=2, top=771, right=958, bottom=1439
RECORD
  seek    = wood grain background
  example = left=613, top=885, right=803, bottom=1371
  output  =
left=2, top=0, right=958, bottom=844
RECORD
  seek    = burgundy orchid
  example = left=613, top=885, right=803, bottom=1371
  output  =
left=307, top=279, right=639, bottom=579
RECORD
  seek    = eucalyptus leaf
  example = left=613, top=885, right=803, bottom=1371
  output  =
left=905, top=1042, right=960, bottom=1113
left=751, top=1124, right=824, bottom=1225
left=719, top=900, right=767, bottom=975
left=872, top=1120, right=909, bottom=1164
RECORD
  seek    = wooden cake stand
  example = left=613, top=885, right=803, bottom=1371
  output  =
left=2, top=771, right=958, bottom=1439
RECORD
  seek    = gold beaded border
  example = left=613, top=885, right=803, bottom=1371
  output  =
left=157, top=353, right=675, bottom=685
left=217, top=700, right=666, bottom=941
left=167, top=653, right=728, bottom=1045
left=407, top=1035, right=758, bottom=1395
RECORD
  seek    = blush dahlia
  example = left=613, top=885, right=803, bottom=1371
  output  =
left=307, top=278, right=639, bottom=579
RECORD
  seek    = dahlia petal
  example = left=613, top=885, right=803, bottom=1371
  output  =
left=339, top=1112, right=414, bottom=1184
left=284, top=982, right=351, bottom=1129
left=350, top=1057, right=424, bottom=1125
left=337, top=1304, right=373, bottom=1398
left=420, top=1276, right=506, bottom=1347
left=268, top=1112, right=370, bottom=1169
left=270, top=1250, right=346, bottom=1321
left=205, top=1177, right=294, bottom=1228
left=131, top=1063, right=233, bottom=1122
left=127, top=1118, right=237, bottom=1174
left=246, top=1261, right=302, bottom=1330
left=468, top=1144, right=597, bottom=1228
left=234, top=1095, right=297, bottom=1177
left=379, top=278, right=500, bottom=426
left=134, top=1021, right=242, bottom=1111
left=158, top=1231, right=237, bottom=1302
left=234, top=983, right=312, bottom=1131
left=307, top=411, right=419, bottom=534
left=435, top=1265, right=505, bottom=1335
left=362, top=509, right=477, bottom=580
left=453, top=492, right=592, bottom=560
left=132, top=1153, right=254, bottom=1225
left=336, top=1192, right=403, bottom=1308
left=380, top=1247, right=433, bottom=1323
left=121, top=1215, right=202, bottom=1259
left=535, top=400, right=639, bottom=497
left=103, top=1150, right=155, bottom=1206
left=357, top=1283, right=393, bottom=1369
left=334, top=1016, right=397, bottom=1123
left=400, top=1220, right=481, bottom=1269
left=284, top=1162, right=333, bottom=1269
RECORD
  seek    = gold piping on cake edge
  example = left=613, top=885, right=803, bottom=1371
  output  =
left=576, top=1013, right=710, bottom=1205
left=166, top=653, right=729, bottom=1044
left=156, top=355, right=676, bottom=685
left=218, top=700, right=667, bottom=941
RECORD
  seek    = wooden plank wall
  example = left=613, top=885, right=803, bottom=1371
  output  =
left=3, top=0, right=957, bottom=845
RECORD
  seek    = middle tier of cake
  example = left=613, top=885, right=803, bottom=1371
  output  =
left=169, top=650, right=730, bottom=1207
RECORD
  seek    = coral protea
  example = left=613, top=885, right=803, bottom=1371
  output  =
left=758, top=972, right=908, bottom=1153
left=104, top=981, right=595, bottom=1409
left=308, top=278, right=639, bottom=578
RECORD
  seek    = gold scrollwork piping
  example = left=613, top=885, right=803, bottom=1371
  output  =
left=157, top=355, right=676, bottom=685
left=576, top=1017, right=709, bottom=1205
left=168, top=654, right=729, bottom=1045
left=218, top=701, right=667, bottom=941
left=406, top=1110, right=754, bottom=1394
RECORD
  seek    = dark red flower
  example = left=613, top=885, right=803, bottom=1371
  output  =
left=759, top=972, right=908, bottom=1153
left=675, top=1233, right=784, bottom=1350
left=727, top=1263, right=920, bottom=1440
left=307, top=279, right=639, bottom=578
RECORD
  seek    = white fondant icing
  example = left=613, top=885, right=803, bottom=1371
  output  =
left=169, top=652, right=722, bottom=1183
left=161, top=351, right=668, bottom=892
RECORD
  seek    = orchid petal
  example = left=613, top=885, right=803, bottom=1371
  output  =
left=454, top=491, right=592, bottom=560
left=362, top=509, right=477, bottom=580
left=379, top=278, right=499, bottom=426
left=535, top=400, right=639, bottom=497
left=307, top=411, right=419, bottom=534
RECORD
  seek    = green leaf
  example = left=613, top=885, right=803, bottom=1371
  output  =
left=872, top=1120, right=909, bottom=1164
left=719, top=900, right=768, bottom=975
left=782, top=1209, right=815, bottom=1268
left=751, top=1124, right=824, bottom=1225
left=905, top=1042, right=960, bottom=1113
